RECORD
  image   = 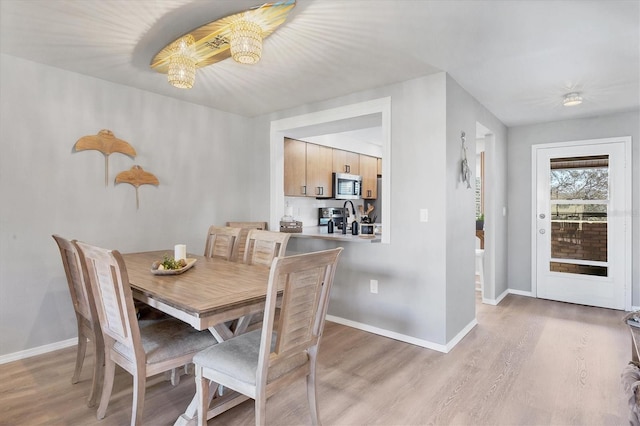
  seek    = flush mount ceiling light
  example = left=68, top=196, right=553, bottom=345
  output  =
left=563, top=92, right=583, bottom=107
left=151, top=0, right=295, bottom=89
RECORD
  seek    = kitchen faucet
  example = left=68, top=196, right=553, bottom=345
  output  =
left=342, top=200, right=356, bottom=234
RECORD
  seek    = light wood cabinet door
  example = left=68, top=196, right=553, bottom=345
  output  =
left=360, top=154, right=378, bottom=199
left=332, top=149, right=360, bottom=175
left=377, top=157, right=382, bottom=176
left=284, top=138, right=307, bottom=196
left=306, top=143, right=333, bottom=197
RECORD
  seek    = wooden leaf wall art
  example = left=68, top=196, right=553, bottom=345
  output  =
left=115, top=165, right=159, bottom=209
left=74, top=129, right=137, bottom=186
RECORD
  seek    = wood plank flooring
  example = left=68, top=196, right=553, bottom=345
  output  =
left=0, top=294, right=631, bottom=425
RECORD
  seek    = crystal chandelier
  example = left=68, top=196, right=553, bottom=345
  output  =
left=230, top=19, right=263, bottom=65
left=151, top=1, right=296, bottom=88
left=168, top=35, right=196, bottom=89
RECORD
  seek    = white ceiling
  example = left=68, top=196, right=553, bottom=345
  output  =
left=1, top=0, right=638, bottom=127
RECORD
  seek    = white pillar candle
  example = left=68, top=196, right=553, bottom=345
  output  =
left=174, top=244, right=187, bottom=261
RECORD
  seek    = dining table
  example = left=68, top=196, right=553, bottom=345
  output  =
left=122, top=250, right=273, bottom=426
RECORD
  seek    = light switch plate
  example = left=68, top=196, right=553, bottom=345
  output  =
left=370, top=279, right=378, bottom=294
left=420, top=209, right=429, bottom=222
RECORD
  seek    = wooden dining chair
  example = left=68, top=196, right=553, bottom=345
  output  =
left=52, top=234, right=104, bottom=408
left=243, top=229, right=290, bottom=267
left=76, top=241, right=217, bottom=426
left=226, top=221, right=268, bottom=262
left=194, top=247, right=343, bottom=426
left=203, top=226, right=241, bottom=261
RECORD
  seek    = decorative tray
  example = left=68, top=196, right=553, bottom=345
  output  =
left=151, top=258, right=197, bottom=275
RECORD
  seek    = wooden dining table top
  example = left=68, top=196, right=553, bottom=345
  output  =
left=122, top=250, right=271, bottom=331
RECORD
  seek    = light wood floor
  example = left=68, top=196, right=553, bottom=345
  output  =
left=0, top=294, right=631, bottom=425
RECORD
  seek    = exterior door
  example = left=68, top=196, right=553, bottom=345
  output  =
left=533, top=137, right=631, bottom=310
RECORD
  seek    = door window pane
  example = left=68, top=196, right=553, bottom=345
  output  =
left=550, top=156, right=608, bottom=200
left=549, top=262, right=608, bottom=277
left=550, top=204, right=607, bottom=262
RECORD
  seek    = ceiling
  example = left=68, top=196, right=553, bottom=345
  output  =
left=1, top=0, right=638, bottom=127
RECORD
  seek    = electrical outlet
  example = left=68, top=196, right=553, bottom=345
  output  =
left=420, top=208, right=429, bottom=222
left=370, top=279, right=378, bottom=294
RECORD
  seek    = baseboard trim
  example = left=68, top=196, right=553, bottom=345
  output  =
left=0, top=337, right=77, bottom=365
left=326, top=315, right=477, bottom=354
left=508, top=289, right=535, bottom=297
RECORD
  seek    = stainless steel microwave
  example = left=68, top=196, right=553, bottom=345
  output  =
left=333, top=173, right=362, bottom=200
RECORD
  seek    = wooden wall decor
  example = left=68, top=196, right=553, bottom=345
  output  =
left=115, top=165, right=159, bottom=209
left=74, top=129, right=137, bottom=186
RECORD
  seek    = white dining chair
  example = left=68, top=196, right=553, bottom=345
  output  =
left=194, top=247, right=343, bottom=426
left=76, top=241, right=217, bottom=426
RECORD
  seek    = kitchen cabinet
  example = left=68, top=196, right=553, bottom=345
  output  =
left=360, top=154, right=378, bottom=199
left=306, top=143, right=333, bottom=197
left=284, top=138, right=332, bottom=197
left=332, top=149, right=360, bottom=175
left=377, top=157, right=382, bottom=176
left=284, top=138, right=307, bottom=196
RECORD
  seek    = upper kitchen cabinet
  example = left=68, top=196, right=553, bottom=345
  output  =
left=284, top=138, right=332, bottom=198
left=284, top=138, right=307, bottom=196
left=306, top=143, right=333, bottom=197
left=332, top=149, right=360, bottom=175
left=360, top=154, right=378, bottom=199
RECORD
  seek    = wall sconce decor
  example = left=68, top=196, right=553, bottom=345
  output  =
left=151, top=0, right=296, bottom=89
left=115, top=165, right=159, bottom=209
left=460, top=131, right=472, bottom=189
left=73, top=129, right=137, bottom=186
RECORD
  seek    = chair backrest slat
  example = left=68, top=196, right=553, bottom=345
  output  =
left=257, top=248, right=342, bottom=381
left=77, top=242, right=141, bottom=356
left=226, top=221, right=268, bottom=262
left=243, top=229, right=290, bottom=267
left=203, top=226, right=241, bottom=261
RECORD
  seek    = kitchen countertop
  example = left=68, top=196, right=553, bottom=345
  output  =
left=288, top=226, right=381, bottom=243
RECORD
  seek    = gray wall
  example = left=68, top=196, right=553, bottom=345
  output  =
left=445, top=75, right=508, bottom=339
left=0, top=54, right=254, bottom=356
left=252, top=73, right=508, bottom=346
left=0, top=54, right=508, bottom=357
left=507, top=110, right=640, bottom=303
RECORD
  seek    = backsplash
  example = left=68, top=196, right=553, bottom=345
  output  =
left=284, top=197, right=366, bottom=227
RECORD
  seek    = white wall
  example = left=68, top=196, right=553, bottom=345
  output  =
left=0, top=54, right=253, bottom=356
left=507, top=110, right=640, bottom=302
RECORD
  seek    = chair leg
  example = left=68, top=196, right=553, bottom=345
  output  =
left=255, top=395, right=267, bottom=426
left=131, top=370, right=146, bottom=426
left=97, top=354, right=115, bottom=420
left=195, top=365, right=209, bottom=426
left=87, top=337, right=104, bottom=407
left=307, top=347, right=321, bottom=426
left=72, top=328, right=87, bottom=384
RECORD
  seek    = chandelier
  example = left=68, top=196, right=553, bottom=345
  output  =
left=230, top=19, right=263, bottom=65
left=167, top=35, right=196, bottom=89
left=151, top=1, right=295, bottom=89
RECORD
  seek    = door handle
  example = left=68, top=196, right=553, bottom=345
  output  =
left=539, top=229, right=546, bottom=234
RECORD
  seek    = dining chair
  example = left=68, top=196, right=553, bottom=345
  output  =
left=194, top=247, right=343, bottom=426
left=203, top=225, right=241, bottom=261
left=52, top=234, right=104, bottom=408
left=76, top=241, right=217, bottom=426
left=226, top=221, right=268, bottom=262
left=242, top=229, right=290, bottom=267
